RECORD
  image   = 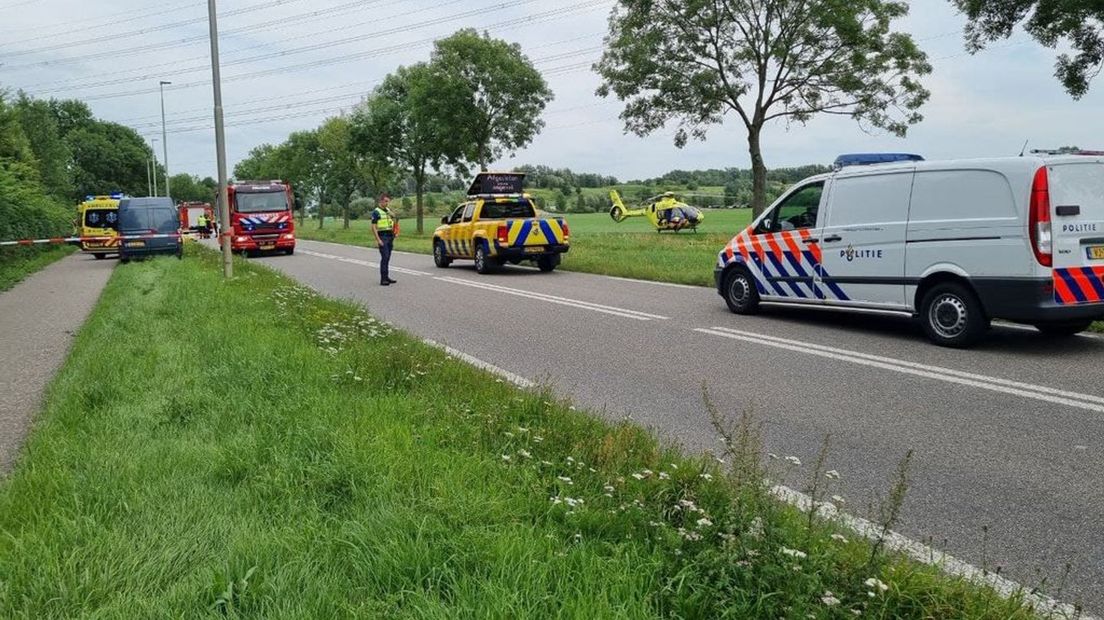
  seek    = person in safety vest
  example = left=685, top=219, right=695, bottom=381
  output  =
left=371, top=194, right=398, bottom=286
left=196, top=212, right=209, bottom=237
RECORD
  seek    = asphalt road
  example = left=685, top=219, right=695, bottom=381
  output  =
left=0, top=253, right=113, bottom=475
left=258, top=239, right=1104, bottom=612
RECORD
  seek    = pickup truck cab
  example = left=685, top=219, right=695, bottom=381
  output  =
left=433, top=172, right=570, bottom=274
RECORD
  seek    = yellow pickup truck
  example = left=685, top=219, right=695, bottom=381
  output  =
left=433, top=172, right=570, bottom=274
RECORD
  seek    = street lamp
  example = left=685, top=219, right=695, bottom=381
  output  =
left=159, top=80, right=172, bottom=198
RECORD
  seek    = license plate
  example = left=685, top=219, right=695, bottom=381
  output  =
left=260, top=244, right=275, bottom=251
left=1088, top=246, right=1104, bottom=260
left=524, top=246, right=543, bottom=254
left=127, top=241, right=145, bottom=248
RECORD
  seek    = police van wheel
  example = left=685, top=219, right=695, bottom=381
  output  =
left=433, top=240, right=451, bottom=268
left=120, top=256, right=130, bottom=264
left=723, top=267, right=760, bottom=315
left=474, top=244, right=493, bottom=274
left=1033, top=320, right=1093, bottom=337
left=920, top=283, right=987, bottom=348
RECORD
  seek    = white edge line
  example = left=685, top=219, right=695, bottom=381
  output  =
left=772, top=485, right=1094, bottom=620
left=421, top=336, right=1090, bottom=618
left=423, top=339, right=536, bottom=389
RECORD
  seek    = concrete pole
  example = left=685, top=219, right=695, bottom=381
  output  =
left=207, top=0, right=232, bottom=278
left=151, top=137, right=159, bottom=197
left=159, top=81, right=172, bottom=198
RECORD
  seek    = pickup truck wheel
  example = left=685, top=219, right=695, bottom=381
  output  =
left=433, top=240, right=451, bottom=268
left=919, top=282, right=988, bottom=348
left=537, top=256, right=556, bottom=272
left=474, top=243, right=494, bottom=274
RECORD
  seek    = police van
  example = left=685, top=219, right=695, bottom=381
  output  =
left=715, top=151, right=1104, bottom=347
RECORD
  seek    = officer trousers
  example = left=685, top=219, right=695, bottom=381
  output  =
left=378, top=232, right=394, bottom=283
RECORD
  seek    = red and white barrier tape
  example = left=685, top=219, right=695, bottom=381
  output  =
left=0, top=233, right=191, bottom=247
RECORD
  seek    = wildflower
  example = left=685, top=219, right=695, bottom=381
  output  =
left=699, top=473, right=713, bottom=480
left=540, top=460, right=553, bottom=467
left=631, top=473, right=646, bottom=480
left=557, top=476, right=573, bottom=485
left=517, top=426, right=529, bottom=433
left=533, top=435, right=544, bottom=443
left=831, top=495, right=846, bottom=505
left=767, top=452, right=779, bottom=460
left=564, top=497, right=584, bottom=507
left=851, top=610, right=862, bottom=617
left=696, top=518, right=713, bottom=527
left=504, top=431, right=514, bottom=438
left=784, top=455, right=802, bottom=466
left=831, top=533, right=849, bottom=543
left=821, top=592, right=841, bottom=607
left=780, top=547, right=807, bottom=559
left=658, top=472, right=670, bottom=480
left=501, top=454, right=511, bottom=462
left=566, top=456, right=576, bottom=463
left=603, top=485, right=615, bottom=492
left=518, top=449, right=532, bottom=459
left=825, top=469, right=841, bottom=480
left=735, top=560, right=751, bottom=568
left=669, top=463, right=679, bottom=470
left=864, top=578, right=889, bottom=593
left=747, top=517, right=764, bottom=539
left=641, top=468, right=654, bottom=476
left=568, top=406, right=576, bottom=411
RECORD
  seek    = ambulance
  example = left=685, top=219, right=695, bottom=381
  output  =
left=76, top=193, right=124, bottom=259
left=715, top=152, right=1104, bottom=347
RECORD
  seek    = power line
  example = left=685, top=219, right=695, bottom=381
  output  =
left=0, top=0, right=201, bottom=43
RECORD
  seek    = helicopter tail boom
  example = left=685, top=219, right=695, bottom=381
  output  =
left=609, top=190, right=646, bottom=223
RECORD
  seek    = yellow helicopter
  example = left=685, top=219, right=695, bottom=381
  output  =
left=609, top=190, right=705, bottom=232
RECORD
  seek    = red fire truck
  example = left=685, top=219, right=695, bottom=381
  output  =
left=179, top=201, right=216, bottom=238
left=224, top=180, right=297, bottom=255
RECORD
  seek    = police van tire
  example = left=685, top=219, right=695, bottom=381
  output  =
left=723, top=267, right=760, bottom=315
left=537, top=256, right=556, bottom=272
left=474, top=243, right=493, bottom=274
left=120, top=256, right=130, bottom=264
left=433, top=240, right=451, bottom=268
left=1033, top=320, right=1093, bottom=336
left=919, top=282, right=988, bottom=348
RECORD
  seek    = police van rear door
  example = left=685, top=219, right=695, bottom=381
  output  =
left=1047, top=158, right=1104, bottom=304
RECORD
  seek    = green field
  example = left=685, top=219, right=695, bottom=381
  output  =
left=301, top=209, right=754, bottom=287
left=0, top=245, right=76, bottom=292
left=0, top=248, right=1044, bottom=617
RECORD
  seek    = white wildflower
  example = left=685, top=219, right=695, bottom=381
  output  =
left=784, top=455, right=802, bottom=466
left=831, top=494, right=846, bottom=505
left=696, top=518, right=713, bottom=527
left=821, top=592, right=841, bottom=607
left=603, top=485, right=615, bottom=492
left=501, top=454, right=511, bottom=462
left=780, top=547, right=807, bottom=559
left=518, top=449, right=532, bottom=459
left=825, top=469, right=841, bottom=480
left=831, top=533, right=849, bottom=543
left=851, top=610, right=862, bottom=617
left=658, top=472, right=670, bottom=480
left=767, top=452, right=779, bottom=460
left=557, top=476, right=573, bottom=485
left=631, top=473, right=645, bottom=480
left=864, top=578, right=889, bottom=593
left=699, top=473, right=713, bottom=481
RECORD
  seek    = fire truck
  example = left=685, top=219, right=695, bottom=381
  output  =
left=178, top=201, right=216, bottom=239
left=223, top=180, right=297, bottom=255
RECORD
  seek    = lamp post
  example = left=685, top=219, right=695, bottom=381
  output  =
left=159, top=80, right=172, bottom=197
left=206, top=0, right=232, bottom=278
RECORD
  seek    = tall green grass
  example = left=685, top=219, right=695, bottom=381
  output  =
left=0, top=245, right=76, bottom=292
left=0, top=247, right=1058, bottom=617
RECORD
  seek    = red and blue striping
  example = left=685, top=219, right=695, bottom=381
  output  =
left=1054, top=267, right=1104, bottom=304
left=719, top=228, right=850, bottom=301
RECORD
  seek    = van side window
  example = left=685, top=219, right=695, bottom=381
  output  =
left=462, top=203, right=476, bottom=223
left=756, top=182, right=824, bottom=234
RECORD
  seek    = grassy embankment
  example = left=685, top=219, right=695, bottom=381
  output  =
left=300, top=210, right=753, bottom=287
left=0, top=247, right=1055, bottom=617
left=0, top=245, right=77, bottom=292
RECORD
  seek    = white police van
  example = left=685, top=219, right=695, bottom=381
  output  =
left=714, top=151, right=1104, bottom=347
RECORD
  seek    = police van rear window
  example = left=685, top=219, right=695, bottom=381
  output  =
left=481, top=199, right=535, bottom=219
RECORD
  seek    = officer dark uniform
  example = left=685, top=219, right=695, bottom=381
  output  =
left=371, top=195, right=397, bottom=286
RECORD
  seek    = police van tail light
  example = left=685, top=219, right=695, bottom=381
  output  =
left=1029, top=166, right=1052, bottom=267
left=496, top=225, right=508, bottom=245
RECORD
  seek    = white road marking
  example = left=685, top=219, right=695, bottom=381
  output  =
left=423, top=339, right=536, bottom=389
left=697, top=326, right=1104, bottom=413
left=299, top=249, right=431, bottom=276
left=435, top=276, right=669, bottom=321
left=425, top=338, right=1091, bottom=619
left=772, top=485, right=1092, bottom=620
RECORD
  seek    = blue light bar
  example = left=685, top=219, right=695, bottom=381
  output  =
left=833, top=153, right=924, bottom=169
left=109, top=192, right=125, bottom=199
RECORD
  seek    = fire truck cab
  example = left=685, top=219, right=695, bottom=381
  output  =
left=224, top=180, right=296, bottom=255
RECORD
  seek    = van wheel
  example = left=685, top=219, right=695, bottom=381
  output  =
left=474, top=243, right=493, bottom=274
left=120, top=256, right=130, bottom=264
left=433, top=240, right=451, bottom=268
left=537, top=256, right=556, bottom=272
left=723, top=267, right=760, bottom=315
left=1033, top=320, right=1093, bottom=337
left=920, top=283, right=988, bottom=348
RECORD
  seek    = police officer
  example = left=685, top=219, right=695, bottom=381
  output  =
left=371, top=194, right=398, bottom=286
left=196, top=212, right=209, bottom=237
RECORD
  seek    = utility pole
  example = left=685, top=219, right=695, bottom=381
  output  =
left=146, top=153, right=152, bottom=196
left=159, top=80, right=172, bottom=198
left=207, top=0, right=232, bottom=278
left=151, top=137, right=159, bottom=197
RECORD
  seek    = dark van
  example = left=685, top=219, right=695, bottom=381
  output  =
left=118, top=197, right=182, bottom=263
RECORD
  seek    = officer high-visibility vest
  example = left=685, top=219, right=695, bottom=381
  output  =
left=374, top=207, right=394, bottom=232
left=197, top=214, right=208, bottom=226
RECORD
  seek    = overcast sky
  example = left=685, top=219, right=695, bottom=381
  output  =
left=1, top=0, right=1101, bottom=183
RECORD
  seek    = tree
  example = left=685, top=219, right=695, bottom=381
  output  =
left=595, top=0, right=931, bottom=215
left=168, top=173, right=212, bottom=203
left=429, top=29, right=553, bottom=172
left=66, top=121, right=156, bottom=199
left=316, top=116, right=365, bottom=230
left=351, top=64, right=446, bottom=234
left=233, top=143, right=280, bottom=180
left=14, top=94, right=71, bottom=199
left=953, top=0, right=1103, bottom=98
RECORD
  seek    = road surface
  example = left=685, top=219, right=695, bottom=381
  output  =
left=0, top=253, right=113, bottom=475
left=257, top=239, right=1104, bottom=612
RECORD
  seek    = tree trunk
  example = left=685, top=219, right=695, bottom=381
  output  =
left=342, top=192, right=350, bottom=230
left=318, top=192, right=325, bottom=229
left=748, top=126, right=768, bottom=216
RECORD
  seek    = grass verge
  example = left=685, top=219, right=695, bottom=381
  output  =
left=0, top=245, right=77, bottom=292
left=0, top=247, right=1057, bottom=617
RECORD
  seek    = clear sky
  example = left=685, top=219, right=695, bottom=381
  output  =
left=1, top=0, right=1100, bottom=182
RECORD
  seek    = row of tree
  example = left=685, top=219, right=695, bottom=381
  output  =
left=234, top=28, right=552, bottom=233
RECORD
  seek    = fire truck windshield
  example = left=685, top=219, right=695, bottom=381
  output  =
left=235, top=191, right=289, bottom=213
